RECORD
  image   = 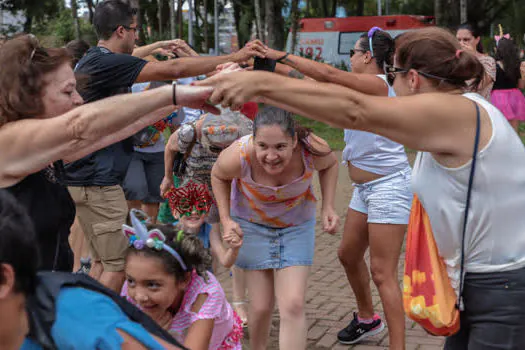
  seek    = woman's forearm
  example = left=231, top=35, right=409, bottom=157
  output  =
left=211, top=174, right=233, bottom=222
left=318, top=160, right=338, bottom=210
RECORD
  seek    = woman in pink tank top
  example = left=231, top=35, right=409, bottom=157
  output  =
left=211, top=106, right=339, bottom=350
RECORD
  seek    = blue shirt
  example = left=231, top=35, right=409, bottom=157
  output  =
left=21, top=287, right=163, bottom=349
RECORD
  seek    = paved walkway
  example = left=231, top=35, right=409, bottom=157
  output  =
left=217, top=152, right=445, bottom=349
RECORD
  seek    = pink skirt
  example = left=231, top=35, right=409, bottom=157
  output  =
left=491, top=89, right=525, bottom=121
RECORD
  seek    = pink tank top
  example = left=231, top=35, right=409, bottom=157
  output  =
left=231, top=135, right=317, bottom=228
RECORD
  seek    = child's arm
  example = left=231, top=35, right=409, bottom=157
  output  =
left=160, top=131, right=180, bottom=197
left=209, top=223, right=242, bottom=268
left=184, top=294, right=215, bottom=350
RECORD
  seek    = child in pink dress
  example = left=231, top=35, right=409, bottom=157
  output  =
left=120, top=209, right=243, bottom=349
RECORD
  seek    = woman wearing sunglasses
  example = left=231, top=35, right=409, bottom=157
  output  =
left=263, top=28, right=411, bottom=349
left=198, top=26, right=525, bottom=349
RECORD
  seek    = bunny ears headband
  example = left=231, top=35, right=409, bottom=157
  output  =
left=122, top=209, right=187, bottom=271
left=495, top=24, right=510, bottom=45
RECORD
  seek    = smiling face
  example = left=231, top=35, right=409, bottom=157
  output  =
left=253, top=125, right=297, bottom=175
left=179, top=210, right=208, bottom=232
left=125, top=253, right=186, bottom=317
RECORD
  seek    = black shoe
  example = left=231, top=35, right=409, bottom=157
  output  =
left=337, top=312, right=385, bottom=345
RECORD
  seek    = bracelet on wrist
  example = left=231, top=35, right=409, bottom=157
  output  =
left=277, top=52, right=290, bottom=63
left=172, top=84, right=177, bottom=105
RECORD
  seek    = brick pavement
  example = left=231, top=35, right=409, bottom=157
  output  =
left=216, top=152, right=445, bottom=349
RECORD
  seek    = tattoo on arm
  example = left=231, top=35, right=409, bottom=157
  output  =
left=288, top=69, right=305, bottom=80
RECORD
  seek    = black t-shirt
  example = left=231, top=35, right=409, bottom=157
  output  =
left=65, top=47, right=147, bottom=186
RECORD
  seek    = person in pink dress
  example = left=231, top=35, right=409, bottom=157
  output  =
left=121, top=209, right=243, bottom=349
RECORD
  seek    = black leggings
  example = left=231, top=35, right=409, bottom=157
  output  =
left=445, top=266, right=525, bottom=350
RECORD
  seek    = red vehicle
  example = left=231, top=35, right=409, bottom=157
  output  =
left=285, top=15, right=435, bottom=67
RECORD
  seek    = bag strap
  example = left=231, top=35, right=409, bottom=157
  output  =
left=457, top=101, right=481, bottom=309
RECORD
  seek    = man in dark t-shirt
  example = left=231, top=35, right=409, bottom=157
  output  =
left=66, top=0, right=266, bottom=292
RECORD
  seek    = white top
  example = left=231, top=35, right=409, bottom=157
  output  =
left=341, top=75, right=409, bottom=175
left=412, top=92, right=525, bottom=292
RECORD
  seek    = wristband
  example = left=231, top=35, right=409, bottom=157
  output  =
left=172, top=84, right=177, bottom=105
left=277, top=53, right=290, bottom=63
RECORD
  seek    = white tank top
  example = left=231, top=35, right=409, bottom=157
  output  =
left=342, top=75, right=409, bottom=175
left=412, top=92, right=525, bottom=291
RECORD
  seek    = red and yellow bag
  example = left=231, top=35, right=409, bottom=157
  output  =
left=404, top=101, right=481, bottom=336
left=403, top=195, right=460, bottom=336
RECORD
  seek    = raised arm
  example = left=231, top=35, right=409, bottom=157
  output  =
left=0, top=85, right=215, bottom=187
left=265, top=48, right=388, bottom=96
left=197, top=71, right=492, bottom=157
left=135, top=40, right=267, bottom=83
left=209, top=224, right=241, bottom=268
left=160, top=131, right=180, bottom=197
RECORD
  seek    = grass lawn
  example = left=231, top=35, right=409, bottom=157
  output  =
left=297, top=115, right=525, bottom=152
left=295, top=115, right=346, bottom=150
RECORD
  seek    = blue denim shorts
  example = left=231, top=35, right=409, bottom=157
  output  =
left=233, top=217, right=316, bottom=270
left=349, top=166, right=412, bottom=225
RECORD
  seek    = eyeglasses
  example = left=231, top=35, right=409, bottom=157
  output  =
left=114, top=25, right=139, bottom=34
left=383, top=62, right=452, bottom=86
left=350, top=49, right=367, bottom=58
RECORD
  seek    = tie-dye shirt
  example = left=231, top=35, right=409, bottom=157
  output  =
left=231, top=135, right=317, bottom=228
left=122, top=271, right=242, bottom=349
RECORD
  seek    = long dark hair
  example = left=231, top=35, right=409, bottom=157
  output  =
left=457, top=23, right=484, bottom=53
left=495, top=38, right=521, bottom=87
left=358, top=29, right=395, bottom=70
left=253, top=106, right=331, bottom=156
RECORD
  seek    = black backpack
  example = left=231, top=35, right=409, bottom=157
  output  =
left=26, top=271, right=187, bottom=350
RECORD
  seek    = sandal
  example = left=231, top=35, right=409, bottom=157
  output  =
left=231, top=300, right=248, bottom=328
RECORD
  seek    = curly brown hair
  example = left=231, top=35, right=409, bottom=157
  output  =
left=0, top=35, right=72, bottom=126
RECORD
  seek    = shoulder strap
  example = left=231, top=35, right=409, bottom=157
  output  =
left=457, top=101, right=481, bottom=310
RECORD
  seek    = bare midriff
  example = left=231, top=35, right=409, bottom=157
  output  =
left=347, top=161, right=385, bottom=184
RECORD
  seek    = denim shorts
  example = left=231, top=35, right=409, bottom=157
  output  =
left=233, top=217, right=316, bottom=270
left=349, top=166, right=412, bottom=225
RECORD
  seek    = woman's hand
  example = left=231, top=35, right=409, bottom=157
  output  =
left=222, top=218, right=244, bottom=242
left=175, top=84, right=219, bottom=114
left=231, top=40, right=267, bottom=63
left=195, top=71, right=267, bottom=111
left=160, top=176, right=174, bottom=198
left=224, top=230, right=243, bottom=249
left=322, top=207, right=339, bottom=234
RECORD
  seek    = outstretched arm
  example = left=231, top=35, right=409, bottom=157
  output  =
left=136, top=40, right=267, bottom=83
left=0, top=84, right=216, bottom=188
left=265, top=48, right=388, bottom=96
left=196, top=71, right=492, bottom=157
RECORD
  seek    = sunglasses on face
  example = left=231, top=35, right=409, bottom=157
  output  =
left=349, top=49, right=367, bottom=58
left=383, top=62, right=451, bottom=87
left=383, top=63, right=407, bottom=86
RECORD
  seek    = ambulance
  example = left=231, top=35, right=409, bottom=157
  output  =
left=285, top=15, right=435, bottom=68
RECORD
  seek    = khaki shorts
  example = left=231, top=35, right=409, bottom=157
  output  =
left=68, top=185, right=129, bottom=272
